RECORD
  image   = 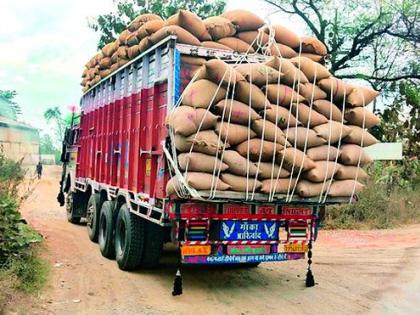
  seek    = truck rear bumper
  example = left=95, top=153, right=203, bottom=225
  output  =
left=182, top=252, right=305, bottom=264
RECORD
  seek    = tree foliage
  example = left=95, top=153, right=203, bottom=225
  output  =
left=89, top=0, right=226, bottom=49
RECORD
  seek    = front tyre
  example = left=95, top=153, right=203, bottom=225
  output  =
left=66, top=192, right=81, bottom=224
left=98, top=200, right=115, bottom=259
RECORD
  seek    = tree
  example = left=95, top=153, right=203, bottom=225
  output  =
left=44, top=107, right=66, bottom=144
left=0, top=89, right=21, bottom=117
left=89, top=0, right=226, bottom=49
left=264, top=0, right=419, bottom=91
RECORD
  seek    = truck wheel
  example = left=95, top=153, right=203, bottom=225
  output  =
left=140, top=221, right=164, bottom=269
left=98, top=201, right=115, bottom=259
left=115, top=204, right=145, bottom=271
left=86, top=193, right=101, bottom=242
left=66, top=192, right=81, bottom=224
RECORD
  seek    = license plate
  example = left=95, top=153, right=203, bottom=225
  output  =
left=283, top=244, right=308, bottom=253
left=227, top=245, right=271, bottom=255
left=181, top=245, right=211, bottom=256
left=220, top=221, right=278, bottom=241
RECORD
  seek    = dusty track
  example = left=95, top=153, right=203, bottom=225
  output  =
left=18, top=166, right=420, bottom=314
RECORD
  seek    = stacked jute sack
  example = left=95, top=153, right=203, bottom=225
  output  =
left=81, top=10, right=329, bottom=92
left=165, top=55, right=380, bottom=199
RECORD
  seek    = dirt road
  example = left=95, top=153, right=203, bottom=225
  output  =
left=18, top=166, right=420, bottom=314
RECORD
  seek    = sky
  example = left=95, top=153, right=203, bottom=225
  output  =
left=0, top=0, right=306, bottom=135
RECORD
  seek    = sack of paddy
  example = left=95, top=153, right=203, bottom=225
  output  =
left=296, top=180, right=328, bottom=198
left=264, top=104, right=301, bottom=128
left=304, top=161, right=340, bottom=182
left=125, top=32, right=139, bottom=47
left=313, top=121, right=352, bottom=143
left=139, top=37, right=152, bottom=53
left=290, top=56, right=331, bottom=82
left=197, top=59, right=245, bottom=86
left=178, top=152, right=228, bottom=173
left=181, top=56, right=207, bottom=67
left=237, top=30, right=270, bottom=49
left=166, top=106, right=218, bottom=136
left=312, top=100, right=343, bottom=122
left=266, top=42, right=298, bottom=58
left=102, top=41, right=119, bottom=57
left=234, top=81, right=270, bottom=110
left=117, top=46, right=129, bottom=59
left=203, top=16, right=237, bottom=40
left=346, top=86, right=379, bottom=107
left=99, top=57, right=112, bottom=70
left=236, top=139, right=283, bottom=162
left=261, top=25, right=300, bottom=48
left=137, top=20, right=166, bottom=40
left=258, top=162, right=290, bottom=179
left=215, top=121, right=256, bottom=146
left=174, top=130, right=228, bottom=155
left=166, top=173, right=230, bottom=195
left=127, top=13, right=162, bottom=32
left=99, top=69, right=112, bottom=79
left=118, top=58, right=129, bottom=67
left=339, top=144, right=372, bottom=166
left=201, top=41, right=234, bottom=51
left=300, top=53, right=325, bottom=63
left=344, top=107, right=380, bottom=128
left=251, top=119, right=289, bottom=146
left=215, top=99, right=261, bottom=125
left=234, top=63, right=281, bottom=86
left=260, top=178, right=297, bottom=194
left=165, top=10, right=211, bottom=41
left=264, top=56, right=309, bottom=85
left=290, top=103, right=329, bottom=127
left=306, top=145, right=340, bottom=161
left=221, top=10, right=265, bottom=32
left=317, top=78, right=353, bottom=101
left=335, top=165, right=368, bottom=181
left=221, top=150, right=259, bottom=176
left=217, top=37, right=255, bottom=53
left=181, top=79, right=227, bottom=108
left=278, top=147, right=316, bottom=172
left=283, top=127, right=326, bottom=149
left=300, top=36, right=328, bottom=56
left=221, top=173, right=262, bottom=192
left=297, top=83, right=327, bottom=101
left=118, top=30, right=131, bottom=45
left=264, top=84, right=306, bottom=107
left=328, top=179, right=365, bottom=197
left=343, top=125, right=379, bottom=147
left=127, top=45, right=141, bottom=59
left=149, top=26, right=201, bottom=46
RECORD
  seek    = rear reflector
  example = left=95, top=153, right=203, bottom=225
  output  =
left=181, top=245, right=211, bottom=256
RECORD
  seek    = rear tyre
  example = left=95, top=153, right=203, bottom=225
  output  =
left=98, top=201, right=115, bottom=259
left=66, top=192, right=81, bottom=224
left=140, top=220, right=164, bottom=269
left=115, top=204, right=145, bottom=270
left=86, top=193, right=101, bottom=242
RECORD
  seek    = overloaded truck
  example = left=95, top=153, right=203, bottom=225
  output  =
left=58, top=10, right=382, bottom=292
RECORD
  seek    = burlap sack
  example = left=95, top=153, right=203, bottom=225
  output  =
left=236, top=139, right=283, bottom=162
left=313, top=121, right=352, bottom=143
left=290, top=103, right=329, bottom=127
left=234, top=81, right=270, bottom=110
left=174, top=130, right=229, bottom=155
left=138, top=37, right=151, bottom=53
left=339, top=144, right=372, bottom=166
left=165, top=10, right=211, bottom=41
left=221, top=173, right=262, bottom=192
left=343, top=125, right=379, bottom=147
left=252, top=119, right=289, bottom=146
left=237, top=30, right=270, bottom=48
left=117, top=46, right=128, bottom=59
left=218, top=37, right=255, bottom=53
left=264, top=104, right=301, bottom=128
left=99, top=69, right=111, bottom=79
left=99, top=57, right=112, bottom=70
left=119, top=30, right=131, bottom=45
left=181, top=56, right=207, bottom=66
left=304, top=161, right=340, bottom=182
left=346, top=86, right=379, bottom=107
left=111, top=51, right=118, bottom=64
left=290, top=56, right=331, bottom=82
left=264, top=56, right=309, bottom=85
left=312, top=100, right=343, bottom=121
left=178, top=152, right=228, bottom=173
left=127, top=45, right=141, bottom=59
left=296, top=180, right=327, bottom=197
left=203, top=16, right=237, bottom=40
left=300, top=53, right=324, bottom=63
left=127, top=13, right=162, bottom=32
left=126, top=32, right=139, bottom=47
left=166, top=106, right=218, bottom=136
left=235, top=63, right=281, bottom=86
left=150, top=26, right=201, bottom=46
left=298, top=82, right=327, bottom=101
left=306, top=145, right=340, bottom=161
left=110, top=63, right=119, bottom=73
left=278, top=147, right=316, bottom=171
left=335, top=165, right=368, bottom=180
left=215, top=122, right=256, bottom=146
left=201, top=41, right=234, bottom=51
left=264, top=84, right=306, bottom=107
left=344, top=108, right=380, bottom=128
left=260, top=178, right=297, bottom=194
left=221, top=10, right=265, bottom=31
left=262, top=25, right=300, bottom=48
left=198, top=59, right=245, bottom=86
left=267, top=43, right=298, bottom=58
left=215, top=99, right=261, bottom=125
left=300, top=36, right=328, bottom=55
left=102, top=41, right=119, bottom=57
left=222, top=150, right=259, bottom=176
left=284, top=127, right=327, bottom=149
left=166, top=172, right=230, bottom=195
left=317, top=78, right=353, bottom=101
left=181, top=79, right=227, bottom=108
left=328, top=180, right=365, bottom=197
left=137, top=20, right=165, bottom=40
left=258, top=162, right=290, bottom=179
